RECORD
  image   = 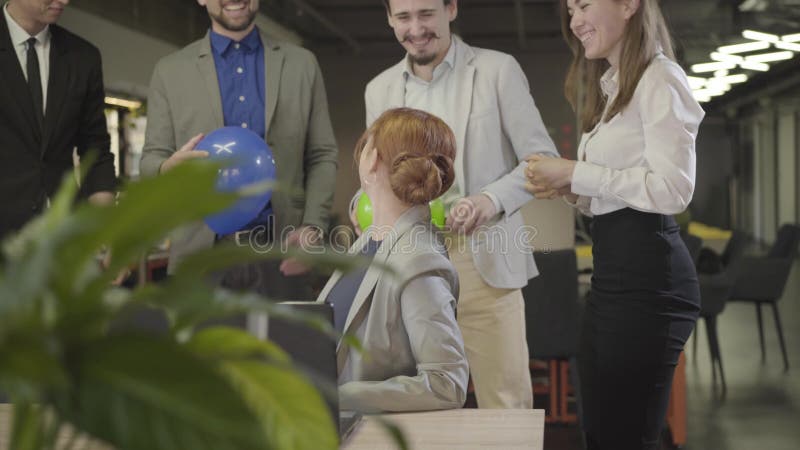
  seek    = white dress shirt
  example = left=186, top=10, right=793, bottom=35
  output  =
left=569, top=54, right=704, bottom=217
left=402, top=39, right=503, bottom=214
left=3, top=3, right=51, bottom=113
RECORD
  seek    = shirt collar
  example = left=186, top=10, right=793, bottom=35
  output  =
left=600, top=65, right=618, bottom=98
left=209, top=26, right=261, bottom=56
left=3, top=3, right=50, bottom=47
left=402, top=37, right=457, bottom=81
left=600, top=50, right=666, bottom=97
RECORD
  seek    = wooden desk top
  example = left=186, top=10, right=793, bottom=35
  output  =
left=0, top=404, right=111, bottom=449
left=3, top=405, right=544, bottom=450
left=344, top=409, right=545, bottom=450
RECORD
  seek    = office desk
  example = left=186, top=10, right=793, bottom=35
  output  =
left=0, top=404, right=111, bottom=449
left=2, top=405, right=544, bottom=450
left=344, top=409, right=545, bottom=450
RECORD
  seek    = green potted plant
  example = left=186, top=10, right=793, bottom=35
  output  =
left=0, top=161, right=371, bottom=450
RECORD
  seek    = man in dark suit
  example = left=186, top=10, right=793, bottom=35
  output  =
left=0, top=0, right=116, bottom=240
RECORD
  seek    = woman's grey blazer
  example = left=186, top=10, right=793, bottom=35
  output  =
left=316, top=205, right=469, bottom=413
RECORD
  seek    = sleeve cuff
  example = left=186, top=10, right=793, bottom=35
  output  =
left=562, top=195, right=579, bottom=207
left=571, top=161, right=606, bottom=198
left=481, top=191, right=504, bottom=215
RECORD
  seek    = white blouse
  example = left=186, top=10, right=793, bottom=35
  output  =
left=569, top=54, right=705, bottom=217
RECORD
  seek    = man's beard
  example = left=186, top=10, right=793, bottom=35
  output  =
left=405, top=32, right=440, bottom=66
left=209, top=5, right=257, bottom=32
left=409, top=52, right=438, bottom=66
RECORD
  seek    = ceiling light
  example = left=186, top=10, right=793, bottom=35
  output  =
left=711, top=52, right=743, bottom=63
left=739, top=61, right=770, bottom=71
left=739, top=0, right=768, bottom=12
left=688, top=28, right=786, bottom=103
left=775, top=41, right=800, bottom=52
left=687, top=76, right=707, bottom=90
left=718, top=41, right=771, bottom=54
left=705, top=79, right=732, bottom=92
left=691, top=61, right=737, bottom=73
left=694, top=87, right=725, bottom=98
left=692, top=89, right=712, bottom=102
left=745, top=51, right=794, bottom=63
left=782, top=33, right=800, bottom=43
left=742, top=29, right=780, bottom=42
left=716, top=74, right=749, bottom=84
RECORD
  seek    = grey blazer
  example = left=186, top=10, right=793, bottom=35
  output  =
left=140, top=29, right=338, bottom=272
left=316, top=205, right=469, bottom=413
left=364, top=36, right=559, bottom=289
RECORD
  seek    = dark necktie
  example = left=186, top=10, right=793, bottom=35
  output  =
left=26, top=37, right=44, bottom=128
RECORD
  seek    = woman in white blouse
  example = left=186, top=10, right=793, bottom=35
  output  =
left=526, top=0, right=704, bottom=449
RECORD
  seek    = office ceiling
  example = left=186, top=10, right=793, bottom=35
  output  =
left=265, top=0, right=800, bottom=65
left=72, top=0, right=800, bottom=66
left=70, top=0, right=800, bottom=107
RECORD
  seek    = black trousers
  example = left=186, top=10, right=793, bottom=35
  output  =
left=580, top=208, right=699, bottom=450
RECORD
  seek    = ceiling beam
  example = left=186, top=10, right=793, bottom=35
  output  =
left=292, top=0, right=362, bottom=54
left=311, top=0, right=557, bottom=11
left=514, top=0, right=528, bottom=50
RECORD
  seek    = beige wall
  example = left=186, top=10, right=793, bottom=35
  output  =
left=58, top=7, right=179, bottom=97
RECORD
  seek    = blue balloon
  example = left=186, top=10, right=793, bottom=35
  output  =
left=196, top=127, right=276, bottom=235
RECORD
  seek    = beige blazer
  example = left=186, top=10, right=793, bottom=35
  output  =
left=364, top=36, right=558, bottom=289
left=317, top=205, right=469, bottom=413
left=140, top=29, right=338, bottom=272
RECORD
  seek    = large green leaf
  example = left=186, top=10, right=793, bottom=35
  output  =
left=0, top=338, right=68, bottom=402
left=1, top=168, right=79, bottom=260
left=132, top=285, right=364, bottom=354
left=58, top=335, right=270, bottom=450
left=0, top=158, right=374, bottom=450
left=223, top=361, right=338, bottom=450
left=170, top=243, right=377, bottom=281
left=56, top=162, right=238, bottom=300
left=184, top=327, right=289, bottom=363
left=0, top=162, right=239, bottom=344
left=186, top=328, right=338, bottom=450
left=9, top=402, right=46, bottom=450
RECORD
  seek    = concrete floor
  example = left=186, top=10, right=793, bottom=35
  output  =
left=545, top=263, right=800, bottom=450
left=684, top=262, right=800, bottom=450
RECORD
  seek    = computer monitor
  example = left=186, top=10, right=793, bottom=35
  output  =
left=267, top=301, right=361, bottom=443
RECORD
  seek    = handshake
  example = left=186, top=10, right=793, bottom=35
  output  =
left=524, top=154, right=578, bottom=202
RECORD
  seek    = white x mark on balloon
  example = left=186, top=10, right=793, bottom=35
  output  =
left=213, top=142, right=236, bottom=155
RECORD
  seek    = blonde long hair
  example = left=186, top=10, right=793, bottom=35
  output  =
left=560, top=0, right=675, bottom=132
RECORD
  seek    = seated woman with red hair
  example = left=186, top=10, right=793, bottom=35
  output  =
left=316, top=107, right=468, bottom=413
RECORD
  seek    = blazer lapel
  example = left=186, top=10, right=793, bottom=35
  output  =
left=338, top=234, right=383, bottom=342
left=195, top=33, right=224, bottom=128
left=261, top=35, right=284, bottom=133
left=332, top=232, right=377, bottom=369
left=0, top=13, right=40, bottom=145
left=451, top=37, right=476, bottom=196
left=335, top=204, right=432, bottom=362
left=315, top=270, right=343, bottom=305
left=41, top=26, right=69, bottom=155
left=386, top=58, right=405, bottom=109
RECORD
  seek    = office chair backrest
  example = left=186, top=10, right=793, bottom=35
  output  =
left=721, top=230, right=748, bottom=267
left=768, top=224, right=800, bottom=259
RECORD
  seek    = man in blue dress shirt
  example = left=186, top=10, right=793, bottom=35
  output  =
left=141, top=0, right=338, bottom=302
